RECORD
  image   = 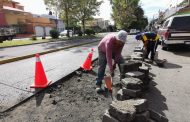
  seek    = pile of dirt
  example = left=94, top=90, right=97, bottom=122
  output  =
left=0, top=62, right=122, bottom=122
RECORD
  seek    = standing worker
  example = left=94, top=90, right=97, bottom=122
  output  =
left=96, top=30, right=127, bottom=93
left=135, top=32, right=160, bottom=61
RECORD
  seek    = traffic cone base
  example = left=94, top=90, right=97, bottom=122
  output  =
left=30, top=80, right=52, bottom=88
left=81, top=65, right=92, bottom=71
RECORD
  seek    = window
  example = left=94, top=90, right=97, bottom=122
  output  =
left=171, top=16, right=190, bottom=28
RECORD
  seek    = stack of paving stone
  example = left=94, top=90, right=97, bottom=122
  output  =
left=102, top=45, right=168, bottom=122
left=102, top=99, right=168, bottom=122
left=118, top=60, right=150, bottom=100
left=131, top=46, right=144, bottom=61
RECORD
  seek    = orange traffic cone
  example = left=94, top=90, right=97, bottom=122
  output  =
left=104, top=76, right=113, bottom=99
left=81, top=49, right=94, bottom=71
left=30, top=54, right=51, bottom=88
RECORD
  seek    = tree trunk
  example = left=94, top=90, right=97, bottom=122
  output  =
left=65, top=3, right=70, bottom=37
left=82, top=19, right=85, bottom=36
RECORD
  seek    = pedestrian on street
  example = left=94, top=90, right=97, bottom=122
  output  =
left=135, top=32, right=160, bottom=61
left=96, top=30, right=127, bottom=93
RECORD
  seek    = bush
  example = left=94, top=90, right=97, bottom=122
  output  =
left=77, top=31, right=83, bottom=36
left=31, top=35, right=37, bottom=40
left=50, top=29, right=59, bottom=39
left=85, top=29, right=95, bottom=35
left=101, top=29, right=107, bottom=32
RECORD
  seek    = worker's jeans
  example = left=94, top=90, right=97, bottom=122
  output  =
left=96, top=50, right=124, bottom=86
left=146, top=41, right=158, bottom=60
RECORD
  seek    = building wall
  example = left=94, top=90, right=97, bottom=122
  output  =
left=57, top=20, right=65, bottom=32
left=0, top=0, right=56, bottom=36
left=5, top=12, right=25, bottom=25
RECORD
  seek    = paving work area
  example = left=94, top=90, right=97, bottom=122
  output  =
left=0, top=40, right=140, bottom=122
left=0, top=42, right=99, bottom=112
left=0, top=35, right=190, bottom=121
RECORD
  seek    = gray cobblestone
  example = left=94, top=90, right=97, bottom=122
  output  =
left=109, top=101, right=136, bottom=122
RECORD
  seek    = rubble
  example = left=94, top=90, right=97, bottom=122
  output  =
left=103, top=110, right=119, bottom=122
left=117, top=89, right=130, bottom=101
left=125, top=71, right=145, bottom=80
left=102, top=45, right=169, bottom=122
left=132, top=111, right=150, bottom=122
left=121, top=77, right=143, bottom=90
left=108, top=101, right=136, bottom=122
left=122, top=88, right=142, bottom=98
left=104, top=99, right=150, bottom=122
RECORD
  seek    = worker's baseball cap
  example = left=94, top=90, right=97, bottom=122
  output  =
left=135, top=34, right=142, bottom=40
left=116, top=30, right=127, bottom=43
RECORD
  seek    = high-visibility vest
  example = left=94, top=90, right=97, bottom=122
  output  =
left=142, top=34, right=159, bottom=42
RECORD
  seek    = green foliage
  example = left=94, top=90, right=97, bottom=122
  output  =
left=71, top=0, right=103, bottom=34
left=50, top=29, right=59, bottom=39
left=85, top=29, right=95, bottom=35
left=111, top=0, right=140, bottom=29
left=77, top=31, right=83, bottom=36
left=44, top=0, right=102, bottom=36
left=128, top=6, right=148, bottom=30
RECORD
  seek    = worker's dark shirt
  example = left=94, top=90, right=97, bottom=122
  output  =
left=142, top=32, right=159, bottom=42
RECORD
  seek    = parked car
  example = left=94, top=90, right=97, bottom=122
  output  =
left=158, top=14, right=190, bottom=50
left=60, top=30, right=73, bottom=37
left=129, top=29, right=140, bottom=35
left=0, top=27, right=16, bottom=43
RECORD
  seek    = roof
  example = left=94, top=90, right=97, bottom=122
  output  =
left=10, top=1, right=19, bottom=4
left=3, top=6, right=25, bottom=12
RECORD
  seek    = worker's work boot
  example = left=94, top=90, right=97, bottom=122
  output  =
left=96, top=84, right=104, bottom=94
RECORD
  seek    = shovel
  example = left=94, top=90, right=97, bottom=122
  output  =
left=104, top=75, right=113, bottom=100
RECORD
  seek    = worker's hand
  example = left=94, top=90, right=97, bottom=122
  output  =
left=110, top=70, right=115, bottom=77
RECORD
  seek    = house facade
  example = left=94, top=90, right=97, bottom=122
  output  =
left=86, top=18, right=110, bottom=32
left=0, top=0, right=64, bottom=37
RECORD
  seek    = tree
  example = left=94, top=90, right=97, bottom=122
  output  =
left=44, top=0, right=72, bottom=37
left=111, top=0, right=140, bottom=29
left=129, top=6, right=148, bottom=30
left=71, top=0, right=103, bottom=35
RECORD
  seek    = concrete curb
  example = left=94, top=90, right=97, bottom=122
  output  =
left=0, top=40, right=99, bottom=65
left=0, top=58, right=98, bottom=114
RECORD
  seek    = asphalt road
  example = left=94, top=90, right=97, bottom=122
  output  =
left=143, top=45, right=190, bottom=122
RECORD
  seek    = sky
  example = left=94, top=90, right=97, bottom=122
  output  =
left=13, top=0, right=184, bottom=22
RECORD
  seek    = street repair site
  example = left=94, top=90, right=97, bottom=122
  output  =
left=0, top=40, right=170, bottom=122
